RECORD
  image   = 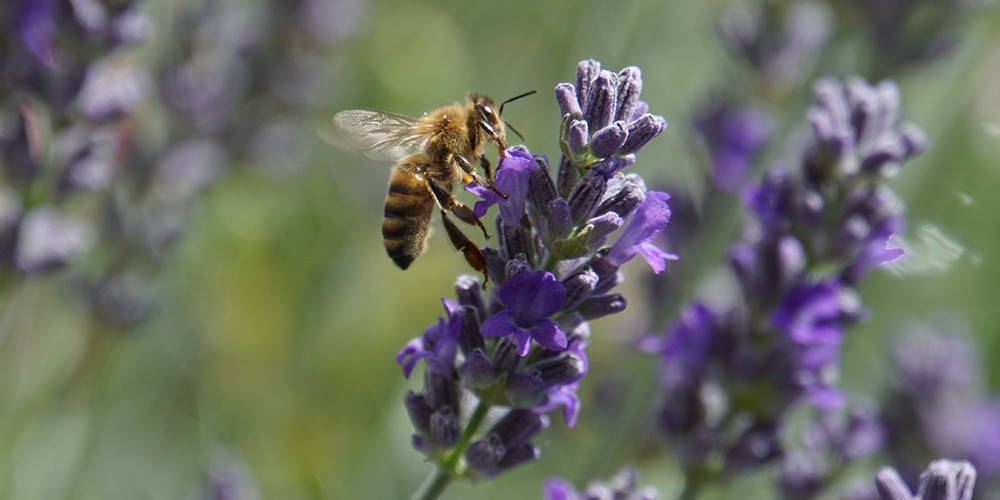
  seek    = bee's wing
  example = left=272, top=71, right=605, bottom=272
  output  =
left=326, top=109, right=428, bottom=162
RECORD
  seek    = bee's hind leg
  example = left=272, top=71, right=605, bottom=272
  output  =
left=426, top=176, right=490, bottom=239
left=440, top=212, right=488, bottom=284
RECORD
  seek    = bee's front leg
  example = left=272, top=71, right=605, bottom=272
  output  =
left=479, top=156, right=493, bottom=182
left=454, top=154, right=507, bottom=200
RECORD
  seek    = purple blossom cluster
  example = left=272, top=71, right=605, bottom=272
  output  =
left=693, top=97, right=771, bottom=195
left=544, top=467, right=659, bottom=500
left=0, top=0, right=358, bottom=325
left=641, top=76, right=926, bottom=490
left=397, top=60, right=671, bottom=485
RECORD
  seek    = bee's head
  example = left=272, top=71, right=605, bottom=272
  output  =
left=469, top=93, right=503, bottom=138
left=469, top=91, right=536, bottom=144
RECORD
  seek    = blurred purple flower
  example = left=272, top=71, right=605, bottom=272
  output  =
left=544, top=467, right=659, bottom=500
left=694, top=98, right=770, bottom=193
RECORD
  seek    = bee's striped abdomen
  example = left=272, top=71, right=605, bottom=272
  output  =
left=383, top=161, right=435, bottom=269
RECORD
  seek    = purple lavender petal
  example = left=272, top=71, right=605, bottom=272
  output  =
left=606, top=191, right=672, bottom=269
left=529, top=319, right=568, bottom=352
left=470, top=148, right=534, bottom=222
left=480, top=310, right=520, bottom=339
left=497, top=271, right=567, bottom=325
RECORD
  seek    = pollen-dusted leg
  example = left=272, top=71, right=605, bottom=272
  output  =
left=440, top=211, right=488, bottom=284
left=454, top=154, right=507, bottom=200
left=426, top=176, right=490, bottom=239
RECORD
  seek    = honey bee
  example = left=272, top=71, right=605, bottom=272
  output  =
left=330, top=92, right=534, bottom=280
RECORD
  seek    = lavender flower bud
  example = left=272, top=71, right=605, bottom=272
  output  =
left=567, top=119, right=590, bottom=156
left=429, top=407, right=461, bottom=448
left=590, top=121, right=629, bottom=158
left=594, top=173, right=646, bottom=219
left=568, top=169, right=608, bottom=225
left=490, top=409, right=547, bottom=450
left=456, top=305, right=485, bottom=353
left=615, top=66, right=642, bottom=122
left=424, top=370, right=459, bottom=412
left=498, top=221, right=531, bottom=262
left=404, top=391, right=433, bottom=434
left=583, top=212, right=624, bottom=252
left=483, top=248, right=507, bottom=285
left=505, top=255, right=532, bottom=280
left=546, top=198, right=573, bottom=240
left=587, top=255, right=624, bottom=295
left=576, top=59, right=601, bottom=106
left=619, top=114, right=667, bottom=154
left=562, top=268, right=599, bottom=310
left=555, top=83, right=581, bottom=117
left=466, top=434, right=506, bottom=471
left=459, top=348, right=496, bottom=386
left=583, top=71, right=618, bottom=132
left=455, top=275, right=485, bottom=315
left=557, top=155, right=579, bottom=198
left=492, top=338, right=520, bottom=375
left=534, top=352, right=586, bottom=388
left=527, top=156, right=557, bottom=212
left=466, top=410, right=546, bottom=478
left=576, top=294, right=626, bottom=320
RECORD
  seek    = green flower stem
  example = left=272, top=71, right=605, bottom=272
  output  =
left=411, top=401, right=491, bottom=500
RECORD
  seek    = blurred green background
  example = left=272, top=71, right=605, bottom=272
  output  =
left=2, top=0, right=1000, bottom=498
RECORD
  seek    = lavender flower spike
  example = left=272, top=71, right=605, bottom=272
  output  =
left=480, top=271, right=568, bottom=356
left=399, top=59, right=671, bottom=493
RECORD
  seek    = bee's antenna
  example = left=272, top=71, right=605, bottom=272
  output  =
left=504, top=121, right=527, bottom=142
left=499, top=90, right=537, bottom=116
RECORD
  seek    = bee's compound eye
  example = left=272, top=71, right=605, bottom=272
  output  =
left=477, top=104, right=496, bottom=120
